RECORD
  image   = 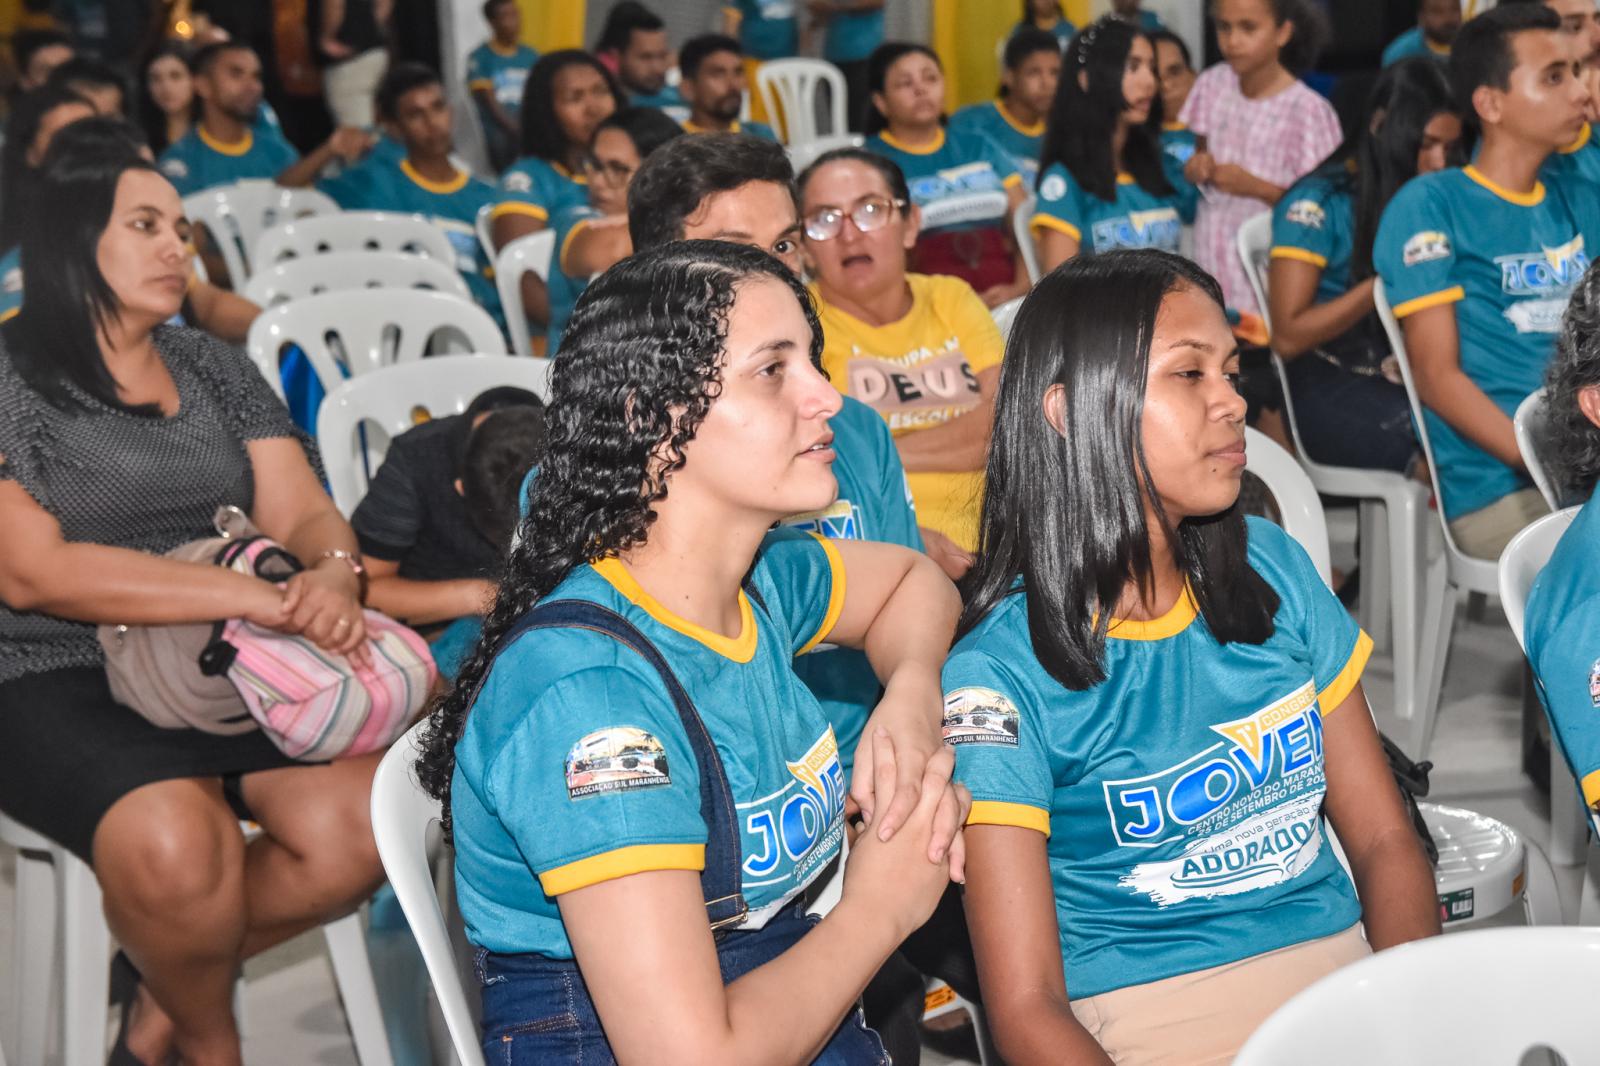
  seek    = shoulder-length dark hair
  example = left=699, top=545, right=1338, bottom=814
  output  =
left=519, top=50, right=623, bottom=165
left=1348, top=57, right=1457, bottom=282
left=957, top=250, right=1279, bottom=688
left=864, top=42, right=943, bottom=137
left=595, top=105, right=686, bottom=162
left=3, top=143, right=162, bottom=415
left=1037, top=17, right=1172, bottom=203
left=415, top=240, right=823, bottom=836
left=134, top=41, right=194, bottom=155
left=0, top=83, right=89, bottom=252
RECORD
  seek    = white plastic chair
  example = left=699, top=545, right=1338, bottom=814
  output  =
left=755, top=58, right=849, bottom=145
left=784, top=132, right=865, bottom=174
left=0, top=810, right=394, bottom=1066
left=1515, top=387, right=1561, bottom=510
left=918, top=190, right=1010, bottom=234
left=991, top=296, right=1024, bottom=342
left=242, top=250, right=470, bottom=308
left=493, top=229, right=558, bottom=359
left=1015, top=193, right=1041, bottom=284
left=922, top=978, right=1000, bottom=1066
left=1235, top=927, right=1600, bottom=1066
left=474, top=201, right=497, bottom=271
left=1239, top=213, right=1431, bottom=730
left=182, top=182, right=339, bottom=285
left=1244, top=426, right=1333, bottom=587
left=370, top=722, right=488, bottom=1066
left=316, top=354, right=553, bottom=515
left=1373, top=278, right=1509, bottom=760
left=253, top=211, right=458, bottom=273
left=246, top=288, right=507, bottom=401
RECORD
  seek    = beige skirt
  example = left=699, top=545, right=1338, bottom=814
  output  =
left=1068, top=925, right=1371, bottom=1065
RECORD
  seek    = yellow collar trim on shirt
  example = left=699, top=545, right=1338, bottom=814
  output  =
left=550, top=160, right=589, bottom=185
left=1100, top=583, right=1199, bottom=641
left=1561, top=122, right=1592, bottom=155
left=488, top=40, right=521, bottom=57
left=1161, top=120, right=1188, bottom=133
left=995, top=100, right=1044, bottom=138
left=1116, top=172, right=1136, bottom=185
left=878, top=127, right=946, bottom=156
left=683, top=119, right=741, bottom=134
left=197, top=124, right=252, bottom=157
left=592, top=556, right=758, bottom=663
left=401, top=159, right=470, bottom=195
left=1425, top=36, right=1451, bottom=56
left=1463, top=165, right=1544, bottom=207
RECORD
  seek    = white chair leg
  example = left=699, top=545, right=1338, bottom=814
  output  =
left=1550, top=740, right=1588, bottom=868
left=1579, top=843, right=1600, bottom=925
left=59, top=855, right=111, bottom=1066
left=1385, top=483, right=1426, bottom=727
left=11, top=849, right=55, bottom=1066
left=1520, top=838, right=1563, bottom=926
left=1358, top=499, right=1391, bottom=653
left=323, top=909, right=396, bottom=1066
left=1413, top=554, right=1457, bottom=758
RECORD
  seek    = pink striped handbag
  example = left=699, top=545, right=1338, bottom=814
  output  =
left=100, top=511, right=436, bottom=761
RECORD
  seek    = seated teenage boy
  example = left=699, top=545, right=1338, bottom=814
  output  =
left=949, top=27, right=1059, bottom=187
left=319, top=63, right=504, bottom=326
left=675, top=34, right=778, bottom=140
left=1376, top=3, right=1600, bottom=559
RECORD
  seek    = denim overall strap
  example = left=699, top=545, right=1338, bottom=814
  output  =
left=470, top=599, right=750, bottom=931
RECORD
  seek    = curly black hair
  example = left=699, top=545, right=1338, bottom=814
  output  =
left=415, top=240, right=824, bottom=837
left=1548, top=261, right=1600, bottom=497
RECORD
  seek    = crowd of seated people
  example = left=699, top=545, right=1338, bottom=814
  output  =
left=6, top=1, right=1600, bottom=1063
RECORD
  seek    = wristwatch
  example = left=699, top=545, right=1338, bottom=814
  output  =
left=318, top=549, right=369, bottom=604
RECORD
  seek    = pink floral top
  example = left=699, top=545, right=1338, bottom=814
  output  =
left=1179, top=63, right=1342, bottom=313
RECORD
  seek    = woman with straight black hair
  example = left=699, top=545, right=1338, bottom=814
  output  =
left=417, top=239, right=970, bottom=1064
left=0, top=138, right=382, bottom=1065
left=136, top=41, right=195, bottom=156
left=1267, top=57, right=1461, bottom=472
left=947, top=250, right=1439, bottom=1065
left=1031, top=16, right=1195, bottom=272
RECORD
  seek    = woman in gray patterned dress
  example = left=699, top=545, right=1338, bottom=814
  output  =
left=0, top=130, right=384, bottom=1064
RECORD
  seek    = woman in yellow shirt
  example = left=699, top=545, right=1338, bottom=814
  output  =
left=799, top=148, right=1004, bottom=564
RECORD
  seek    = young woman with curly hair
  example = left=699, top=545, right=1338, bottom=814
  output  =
left=416, top=240, right=970, bottom=1064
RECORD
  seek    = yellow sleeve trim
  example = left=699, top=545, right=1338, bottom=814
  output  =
left=489, top=200, right=549, bottom=223
left=0, top=305, right=19, bottom=324
left=468, top=78, right=495, bottom=91
left=1029, top=214, right=1081, bottom=241
left=1270, top=246, right=1328, bottom=268
left=1318, top=630, right=1373, bottom=715
left=559, top=219, right=592, bottom=276
left=796, top=532, right=847, bottom=656
left=1582, top=769, right=1600, bottom=809
left=967, top=800, right=1051, bottom=837
left=1002, top=172, right=1024, bottom=189
left=1392, top=286, right=1464, bottom=319
left=538, top=843, right=705, bottom=896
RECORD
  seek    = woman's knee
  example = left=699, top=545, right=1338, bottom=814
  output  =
left=93, top=782, right=244, bottom=916
left=253, top=758, right=383, bottom=882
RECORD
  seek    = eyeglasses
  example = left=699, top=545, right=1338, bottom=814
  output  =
left=802, top=196, right=908, bottom=241
left=586, top=155, right=636, bottom=184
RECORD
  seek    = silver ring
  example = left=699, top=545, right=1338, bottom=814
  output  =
left=335, top=617, right=351, bottom=629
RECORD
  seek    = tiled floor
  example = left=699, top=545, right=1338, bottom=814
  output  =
left=2, top=510, right=1591, bottom=1065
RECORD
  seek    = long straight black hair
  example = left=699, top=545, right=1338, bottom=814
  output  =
left=518, top=50, right=623, bottom=165
left=1036, top=17, right=1172, bottom=203
left=957, top=250, right=1279, bottom=688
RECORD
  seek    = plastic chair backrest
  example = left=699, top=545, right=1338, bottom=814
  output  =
left=919, top=190, right=1009, bottom=233
left=1515, top=387, right=1561, bottom=510
left=1245, top=426, right=1332, bottom=587
left=369, top=722, right=488, bottom=1066
left=1498, top=506, right=1579, bottom=650
left=785, top=132, right=865, bottom=174
left=474, top=202, right=496, bottom=269
left=241, top=250, right=470, bottom=308
left=246, top=287, right=507, bottom=400
left=1015, top=192, right=1041, bottom=283
left=991, top=296, right=1024, bottom=342
left=253, top=211, right=457, bottom=272
left=494, top=229, right=558, bottom=359
left=316, top=353, right=551, bottom=514
left=756, top=58, right=848, bottom=144
left=182, top=182, right=339, bottom=285
left=1237, top=210, right=1318, bottom=464
left=1234, top=927, right=1600, bottom=1066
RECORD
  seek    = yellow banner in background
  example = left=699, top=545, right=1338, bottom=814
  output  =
left=933, top=0, right=1092, bottom=111
left=521, top=0, right=586, bottom=52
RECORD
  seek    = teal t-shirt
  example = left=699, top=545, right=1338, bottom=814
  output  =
left=1525, top=485, right=1600, bottom=817
left=0, top=246, right=20, bottom=323
left=945, top=518, right=1370, bottom=999
left=1030, top=161, right=1191, bottom=255
left=865, top=127, right=1022, bottom=235
left=683, top=118, right=780, bottom=142
left=1544, top=123, right=1600, bottom=190
left=823, top=8, right=884, bottom=63
left=1271, top=171, right=1355, bottom=305
left=319, top=156, right=504, bottom=326
left=466, top=41, right=538, bottom=120
left=1375, top=165, right=1600, bottom=520
left=452, top=529, right=850, bottom=957
left=630, top=84, right=684, bottom=111
left=1160, top=122, right=1197, bottom=170
left=494, top=156, right=590, bottom=228
left=781, top=396, right=921, bottom=777
left=158, top=123, right=299, bottom=197
left=1381, top=26, right=1448, bottom=67
left=949, top=100, right=1044, bottom=187
left=735, top=0, right=799, bottom=60
left=546, top=202, right=600, bottom=355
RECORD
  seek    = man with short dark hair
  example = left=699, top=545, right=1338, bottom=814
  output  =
left=158, top=42, right=369, bottom=195
left=1382, top=0, right=1462, bottom=66
left=44, top=56, right=125, bottom=116
left=320, top=63, right=502, bottom=322
left=675, top=34, right=777, bottom=139
left=950, top=27, right=1059, bottom=186
left=1376, top=3, right=1600, bottom=558
left=596, top=1, right=681, bottom=111
left=12, top=29, right=73, bottom=92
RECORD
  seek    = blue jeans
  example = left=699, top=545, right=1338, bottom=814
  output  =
left=475, top=903, right=890, bottom=1064
left=1285, top=353, right=1417, bottom=473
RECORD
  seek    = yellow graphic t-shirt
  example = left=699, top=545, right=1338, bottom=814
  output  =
left=811, top=274, right=1004, bottom=550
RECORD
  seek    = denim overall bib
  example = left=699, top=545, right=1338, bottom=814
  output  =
left=469, top=599, right=890, bottom=1065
